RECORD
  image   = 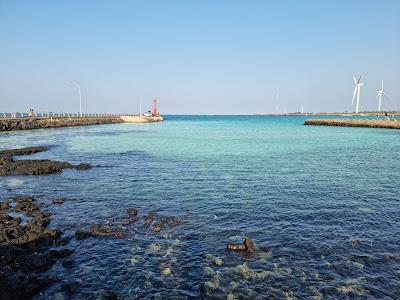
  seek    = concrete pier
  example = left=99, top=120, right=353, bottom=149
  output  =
left=120, top=115, right=164, bottom=123
left=305, top=118, right=400, bottom=129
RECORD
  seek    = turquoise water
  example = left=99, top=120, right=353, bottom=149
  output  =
left=1, top=115, right=400, bottom=299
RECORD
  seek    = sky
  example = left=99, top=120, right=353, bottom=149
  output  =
left=0, top=0, right=399, bottom=114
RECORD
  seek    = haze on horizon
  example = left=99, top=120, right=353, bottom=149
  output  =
left=0, top=0, right=399, bottom=115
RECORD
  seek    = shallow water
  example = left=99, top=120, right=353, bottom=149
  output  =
left=1, top=115, right=400, bottom=299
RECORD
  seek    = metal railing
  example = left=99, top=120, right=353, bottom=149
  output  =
left=0, top=112, right=137, bottom=119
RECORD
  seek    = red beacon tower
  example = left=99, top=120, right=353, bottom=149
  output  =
left=152, top=97, right=159, bottom=116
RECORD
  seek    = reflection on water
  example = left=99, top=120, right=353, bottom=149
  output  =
left=1, top=115, right=400, bottom=299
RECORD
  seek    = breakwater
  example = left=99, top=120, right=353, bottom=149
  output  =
left=0, top=115, right=164, bottom=132
left=304, top=118, right=400, bottom=129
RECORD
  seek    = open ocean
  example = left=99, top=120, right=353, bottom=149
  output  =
left=1, top=115, right=400, bottom=299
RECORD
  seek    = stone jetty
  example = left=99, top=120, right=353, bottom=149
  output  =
left=0, top=115, right=164, bottom=132
left=0, top=116, right=123, bottom=132
left=304, top=118, right=400, bottom=129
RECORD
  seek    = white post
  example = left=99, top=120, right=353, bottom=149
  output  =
left=70, top=81, right=82, bottom=116
left=140, top=96, right=142, bottom=116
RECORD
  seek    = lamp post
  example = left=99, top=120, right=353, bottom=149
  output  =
left=70, top=81, right=82, bottom=116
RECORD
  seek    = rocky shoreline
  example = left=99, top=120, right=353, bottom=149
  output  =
left=0, top=194, right=183, bottom=299
left=0, top=146, right=184, bottom=298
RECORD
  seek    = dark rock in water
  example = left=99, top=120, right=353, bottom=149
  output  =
left=96, top=290, right=118, bottom=300
left=91, top=224, right=125, bottom=239
left=75, top=230, right=92, bottom=239
left=16, top=251, right=58, bottom=272
left=76, top=224, right=125, bottom=239
left=0, top=201, right=10, bottom=210
left=91, top=224, right=114, bottom=237
left=127, top=208, right=138, bottom=217
left=121, top=218, right=136, bottom=225
left=0, top=146, right=49, bottom=157
left=227, top=238, right=256, bottom=253
left=52, top=198, right=65, bottom=204
left=62, top=281, right=81, bottom=294
left=62, top=259, right=73, bottom=268
left=0, top=271, right=56, bottom=300
left=75, top=163, right=91, bottom=170
left=0, top=159, right=73, bottom=176
left=143, top=212, right=182, bottom=232
left=244, top=238, right=256, bottom=253
left=0, top=146, right=91, bottom=176
left=51, top=248, right=74, bottom=258
left=143, top=211, right=156, bottom=226
left=0, top=194, right=70, bottom=299
left=54, top=236, right=72, bottom=246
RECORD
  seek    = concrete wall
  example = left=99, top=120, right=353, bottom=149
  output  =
left=120, top=115, right=164, bottom=123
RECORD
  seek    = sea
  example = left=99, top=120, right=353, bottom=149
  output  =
left=1, top=115, right=399, bottom=299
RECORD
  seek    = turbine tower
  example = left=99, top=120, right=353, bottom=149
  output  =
left=352, top=75, right=363, bottom=114
left=376, top=80, right=389, bottom=117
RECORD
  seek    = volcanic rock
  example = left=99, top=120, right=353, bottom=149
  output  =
left=227, top=238, right=256, bottom=253
left=62, top=281, right=81, bottom=294
left=52, top=198, right=65, bottom=204
left=0, top=146, right=92, bottom=176
left=127, top=208, right=138, bottom=217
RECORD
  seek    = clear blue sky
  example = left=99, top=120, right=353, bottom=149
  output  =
left=0, top=0, right=399, bottom=114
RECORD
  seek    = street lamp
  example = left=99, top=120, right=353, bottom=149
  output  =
left=70, top=81, right=82, bottom=116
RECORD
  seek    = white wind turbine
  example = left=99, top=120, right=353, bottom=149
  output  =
left=376, top=80, right=389, bottom=117
left=352, top=75, right=363, bottom=114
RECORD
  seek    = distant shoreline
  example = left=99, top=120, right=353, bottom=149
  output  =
left=256, top=111, right=400, bottom=117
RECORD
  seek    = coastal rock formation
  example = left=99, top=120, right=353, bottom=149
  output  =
left=0, top=146, right=91, bottom=176
left=0, top=196, right=72, bottom=299
left=142, top=211, right=182, bottom=233
left=0, top=116, right=123, bottom=132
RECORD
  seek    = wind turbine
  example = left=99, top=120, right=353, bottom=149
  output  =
left=352, top=75, right=363, bottom=114
left=376, top=80, right=389, bottom=117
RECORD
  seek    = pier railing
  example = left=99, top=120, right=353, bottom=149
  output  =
left=0, top=112, right=137, bottom=119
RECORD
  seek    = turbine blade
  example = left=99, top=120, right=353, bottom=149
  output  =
left=353, top=76, right=357, bottom=84
left=358, top=75, right=362, bottom=83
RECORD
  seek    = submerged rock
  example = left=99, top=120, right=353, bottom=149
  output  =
left=143, top=211, right=182, bottom=232
left=0, top=195, right=70, bottom=299
left=162, top=267, right=172, bottom=276
left=62, top=281, right=81, bottom=294
left=75, top=224, right=125, bottom=240
left=75, top=230, right=92, bottom=240
left=127, top=208, right=138, bottom=217
left=52, top=198, right=65, bottom=204
left=62, top=259, right=73, bottom=268
left=0, top=201, right=10, bottom=210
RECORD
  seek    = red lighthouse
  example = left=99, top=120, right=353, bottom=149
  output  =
left=152, top=97, right=158, bottom=116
